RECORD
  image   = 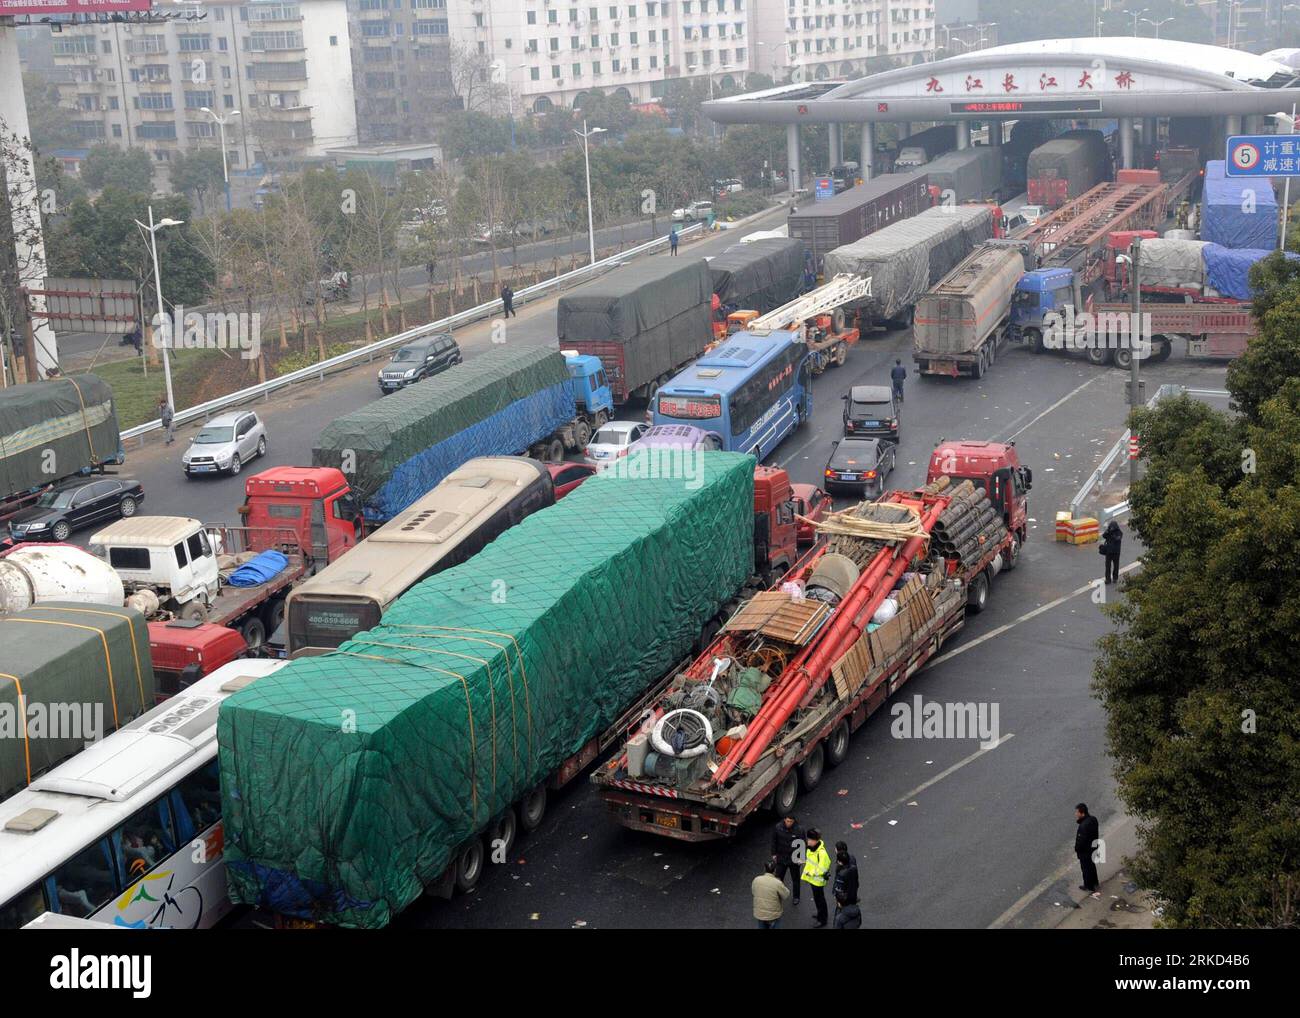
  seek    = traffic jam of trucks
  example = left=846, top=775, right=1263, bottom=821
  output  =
left=0, top=109, right=1287, bottom=931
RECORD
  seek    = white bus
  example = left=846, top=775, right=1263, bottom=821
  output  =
left=0, top=658, right=286, bottom=930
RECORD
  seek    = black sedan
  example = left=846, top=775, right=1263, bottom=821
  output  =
left=7, top=477, right=145, bottom=543
left=824, top=438, right=896, bottom=498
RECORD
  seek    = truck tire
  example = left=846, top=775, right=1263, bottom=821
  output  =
left=772, top=770, right=799, bottom=816
left=545, top=438, right=564, bottom=463
left=181, top=600, right=208, bottom=622
left=1152, top=338, right=1172, bottom=362
left=831, top=308, right=847, bottom=334
left=594, top=410, right=609, bottom=429
left=241, top=617, right=267, bottom=653
left=262, top=595, right=286, bottom=634
left=519, top=785, right=548, bottom=832
left=1025, top=328, right=1045, bottom=354
left=572, top=419, right=592, bottom=449
left=987, top=340, right=996, bottom=367
left=454, top=839, right=485, bottom=894
left=799, top=743, right=825, bottom=791
left=1113, top=346, right=1133, bottom=371
left=974, top=350, right=987, bottom=379
left=1003, top=534, right=1021, bottom=572
left=486, top=807, right=517, bottom=860
left=833, top=341, right=847, bottom=367
left=825, top=720, right=851, bottom=768
left=967, top=571, right=989, bottom=614
left=1085, top=345, right=1111, bottom=366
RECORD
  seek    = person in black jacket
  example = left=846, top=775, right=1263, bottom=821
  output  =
left=832, top=841, right=859, bottom=908
left=1075, top=803, right=1101, bottom=894
left=771, top=815, right=805, bottom=904
left=833, top=891, right=862, bottom=929
left=1100, top=520, right=1122, bottom=584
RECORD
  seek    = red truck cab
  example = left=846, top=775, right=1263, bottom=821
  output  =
left=239, top=467, right=364, bottom=568
left=928, top=440, right=1032, bottom=558
left=148, top=619, right=248, bottom=702
left=753, top=466, right=800, bottom=584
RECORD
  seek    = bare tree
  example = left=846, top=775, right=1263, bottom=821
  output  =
left=0, top=118, right=53, bottom=384
left=448, top=42, right=510, bottom=116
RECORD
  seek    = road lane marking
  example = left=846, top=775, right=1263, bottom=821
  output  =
left=927, top=561, right=1141, bottom=669
left=858, top=733, right=1016, bottom=827
left=998, top=374, right=1105, bottom=443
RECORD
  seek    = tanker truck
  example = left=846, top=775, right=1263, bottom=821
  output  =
left=912, top=244, right=1025, bottom=379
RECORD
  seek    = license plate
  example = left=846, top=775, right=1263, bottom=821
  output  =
left=191, top=464, right=214, bottom=473
left=839, top=473, right=859, bottom=481
left=932, top=361, right=958, bottom=375
left=654, top=812, right=681, bottom=830
left=864, top=421, right=881, bottom=427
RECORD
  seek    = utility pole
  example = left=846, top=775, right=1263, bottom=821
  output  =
left=1129, top=236, right=1142, bottom=487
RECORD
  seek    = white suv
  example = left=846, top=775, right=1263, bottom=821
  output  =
left=182, top=411, right=267, bottom=477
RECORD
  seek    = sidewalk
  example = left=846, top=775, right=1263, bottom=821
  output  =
left=1052, top=863, right=1158, bottom=930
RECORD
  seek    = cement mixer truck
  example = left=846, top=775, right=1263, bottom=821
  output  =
left=0, top=544, right=124, bottom=614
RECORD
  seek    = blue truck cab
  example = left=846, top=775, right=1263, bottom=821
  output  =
left=563, top=352, right=614, bottom=424
left=1009, top=268, right=1077, bottom=352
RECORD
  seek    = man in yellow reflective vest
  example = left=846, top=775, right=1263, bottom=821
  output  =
left=801, top=827, right=833, bottom=927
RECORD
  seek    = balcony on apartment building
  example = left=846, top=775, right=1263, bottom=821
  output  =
left=250, top=118, right=315, bottom=142
left=250, top=60, right=310, bottom=86
left=245, top=1, right=304, bottom=24
left=245, top=31, right=308, bottom=58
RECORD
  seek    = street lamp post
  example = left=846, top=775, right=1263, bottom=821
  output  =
left=1140, top=16, right=1173, bottom=38
left=1128, top=8, right=1149, bottom=36
left=134, top=206, right=185, bottom=415
left=573, top=119, right=605, bottom=265
left=199, top=106, right=239, bottom=212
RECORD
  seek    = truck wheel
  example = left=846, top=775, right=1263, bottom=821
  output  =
left=1025, top=328, right=1045, bottom=354
left=1085, top=345, right=1111, bottom=366
left=594, top=410, right=609, bottom=429
left=262, top=596, right=285, bottom=634
left=181, top=601, right=208, bottom=622
left=974, top=351, right=986, bottom=379
left=833, top=341, right=847, bottom=367
left=799, top=743, right=825, bottom=791
left=772, top=770, right=799, bottom=816
left=51, top=520, right=71, bottom=542
left=831, top=308, right=847, bottom=334
left=573, top=419, right=592, bottom=449
left=825, top=720, right=851, bottom=768
left=967, top=571, right=989, bottom=614
left=1113, top=347, right=1133, bottom=370
left=486, top=807, right=517, bottom=860
left=241, top=617, right=266, bottom=653
left=987, top=341, right=996, bottom=367
left=1003, top=534, right=1021, bottom=572
left=1152, top=339, right=1172, bottom=362
left=545, top=438, right=564, bottom=463
left=518, top=785, right=548, bottom=832
left=695, top=618, right=721, bottom=656
left=454, top=839, right=485, bottom=894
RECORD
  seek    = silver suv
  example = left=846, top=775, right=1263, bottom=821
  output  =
left=182, top=410, right=267, bottom=477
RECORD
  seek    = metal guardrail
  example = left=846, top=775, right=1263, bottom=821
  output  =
left=1069, top=384, right=1230, bottom=515
left=120, top=222, right=705, bottom=441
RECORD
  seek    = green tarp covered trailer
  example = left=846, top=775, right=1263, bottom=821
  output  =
left=708, top=238, right=807, bottom=313
left=219, top=452, right=756, bottom=928
left=312, top=346, right=573, bottom=522
left=0, top=602, right=154, bottom=799
left=557, top=257, right=713, bottom=402
left=0, top=374, right=123, bottom=508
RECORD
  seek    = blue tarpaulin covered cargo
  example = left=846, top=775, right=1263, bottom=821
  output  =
left=1203, top=244, right=1300, bottom=301
left=1201, top=161, right=1279, bottom=250
left=227, top=550, right=290, bottom=587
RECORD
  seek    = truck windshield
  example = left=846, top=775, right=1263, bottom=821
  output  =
left=1011, top=291, right=1040, bottom=310
left=194, top=427, right=234, bottom=444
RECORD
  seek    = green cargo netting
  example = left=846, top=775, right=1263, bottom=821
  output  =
left=0, top=602, right=154, bottom=799
left=0, top=374, right=120, bottom=499
left=312, top=345, right=570, bottom=507
left=219, top=452, right=756, bottom=927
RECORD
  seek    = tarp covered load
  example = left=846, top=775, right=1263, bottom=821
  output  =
left=923, top=147, right=1003, bottom=203
left=228, top=550, right=290, bottom=587
left=0, top=374, right=122, bottom=501
left=1202, top=244, right=1300, bottom=301
left=1201, top=160, right=1279, bottom=250
left=313, top=346, right=572, bottom=522
left=824, top=205, right=993, bottom=321
left=219, top=453, right=756, bottom=928
left=1027, top=130, right=1110, bottom=202
left=708, top=238, right=806, bottom=311
left=0, top=602, right=154, bottom=798
left=1137, top=239, right=1209, bottom=291
left=557, top=258, right=712, bottom=399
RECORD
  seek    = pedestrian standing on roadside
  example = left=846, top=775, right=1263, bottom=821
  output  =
left=669, top=227, right=679, bottom=256
left=1100, top=520, right=1122, bottom=585
left=159, top=397, right=175, bottom=445
left=771, top=814, right=805, bottom=905
left=752, top=861, right=790, bottom=929
left=801, top=828, right=833, bottom=928
left=1075, top=803, right=1101, bottom=896
left=832, top=841, right=859, bottom=912
left=833, top=891, right=862, bottom=929
left=500, top=284, right=516, bottom=318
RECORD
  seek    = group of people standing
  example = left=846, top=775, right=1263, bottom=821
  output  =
left=752, top=815, right=861, bottom=929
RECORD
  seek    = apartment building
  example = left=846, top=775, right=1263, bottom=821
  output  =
left=44, top=1, right=358, bottom=175
left=753, top=1, right=935, bottom=83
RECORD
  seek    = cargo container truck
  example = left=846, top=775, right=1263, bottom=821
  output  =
left=788, top=172, right=931, bottom=271
left=707, top=237, right=808, bottom=339
left=1200, top=159, right=1279, bottom=251
left=913, top=245, right=1025, bottom=378
left=0, top=375, right=124, bottom=526
left=557, top=258, right=713, bottom=403
left=1026, top=130, right=1112, bottom=209
left=217, top=455, right=805, bottom=927
left=592, top=442, right=1032, bottom=841
left=894, top=125, right=958, bottom=170
left=922, top=146, right=1005, bottom=204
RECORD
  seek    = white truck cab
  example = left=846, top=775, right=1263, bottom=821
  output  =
left=89, top=516, right=220, bottom=618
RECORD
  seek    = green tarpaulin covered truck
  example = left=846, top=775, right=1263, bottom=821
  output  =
left=218, top=452, right=756, bottom=927
left=0, top=602, right=155, bottom=798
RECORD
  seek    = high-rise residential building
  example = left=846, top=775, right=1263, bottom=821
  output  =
left=42, top=1, right=358, bottom=177
left=753, top=2, right=936, bottom=84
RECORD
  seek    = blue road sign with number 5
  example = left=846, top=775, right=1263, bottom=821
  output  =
left=1226, top=135, right=1300, bottom=177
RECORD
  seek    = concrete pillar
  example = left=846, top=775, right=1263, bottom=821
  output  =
left=1225, top=114, right=1242, bottom=137
left=1245, top=115, right=1263, bottom=134
left=860, top=122, right=875, bottom=179
left=989, top=120, right=1003, bottom=147
left=787, top=122, right=801, bottom=194
left=1119, top=116, right=1135, bottom=169
left=901, top=122, right=913, bottom=140
left=828, top=123, right=842, bottom=168
left=0, top=27, right=58, bottom=379
left=957, top=121, right=970, bottom=150
left=1142, top=117, right=1157, bottom=147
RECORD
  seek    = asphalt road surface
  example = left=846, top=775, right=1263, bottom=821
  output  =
left=94, top=204, right=1232, bottom=929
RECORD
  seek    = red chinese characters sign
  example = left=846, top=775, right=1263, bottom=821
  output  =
left=0, top=0, right=152, bottom=12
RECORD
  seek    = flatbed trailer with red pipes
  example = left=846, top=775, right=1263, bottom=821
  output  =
left=591, top=471, right=1023, bottom=841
